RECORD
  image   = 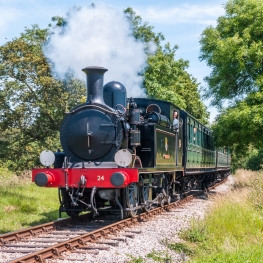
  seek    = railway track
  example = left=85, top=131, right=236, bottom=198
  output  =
left=0, top=178, right=228, bottom=263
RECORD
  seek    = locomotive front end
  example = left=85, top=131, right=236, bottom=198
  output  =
left=60, top=66, right=125, bottom=164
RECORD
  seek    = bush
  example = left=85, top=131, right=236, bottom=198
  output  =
left=245, top=149, right=263, bottom=171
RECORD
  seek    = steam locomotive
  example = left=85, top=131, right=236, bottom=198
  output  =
left=32, top=66, right=230, bottom=218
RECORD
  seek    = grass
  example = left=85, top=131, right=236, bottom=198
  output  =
left=2, top=168, right=263, bottom=263
left=169, top=169, right=263, bottom=263
left=0, top=166, right=14, bottom=178
left=126, top=169, right=263, bottom=262
left=0, top=168, right=66, bottom=234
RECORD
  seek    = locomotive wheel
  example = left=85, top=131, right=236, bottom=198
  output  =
left=157, top=192, right=171, bottom=207
left=125, top=183, right=139, bottom=217
left=157, top=193, right=165, bottom=207
left=140, top=183, right=151, bottom=212
left=161, top=175, right=171, bottom=206
left=66, top=209, right=80, bottom=218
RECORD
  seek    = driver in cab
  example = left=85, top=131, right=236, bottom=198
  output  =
left=173, top=110, right=179, bottom=132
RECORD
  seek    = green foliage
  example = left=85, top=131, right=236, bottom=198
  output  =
left=245, top=148, right=263, bottom=171
left=145, top=44, right=209, bottom=124
left=0, top=166, right=14, bottom=178
left=146, top=249, right=172, bottom=262
left=211, top=90, right=263, bottom=160
left=50, top=5, right=82, bottom=28
left=0, top=25, right=85, bottom=172
left=167, top=242, right=194, bottom=256
left=228, top=153, right=245, bottom=174
left=180, top=221, right=207, bottom=243
left=225, top=147, right=263, bottom=174
left=125, top=7, right=209, bottom=124
left=200, top=0, right=263, bottom=107
left=124, top=7, right=164, bottom=48
left=51, top=16, right=67, bottom=27
left=201, top=0, right=263, bottom=163
left=126, top=254, right=144, bottom=263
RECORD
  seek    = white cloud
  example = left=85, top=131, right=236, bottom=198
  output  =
left=139, top=4, right=225, bottom=26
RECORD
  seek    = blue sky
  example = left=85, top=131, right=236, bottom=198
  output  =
left=0, top=0, right=227, bottom=122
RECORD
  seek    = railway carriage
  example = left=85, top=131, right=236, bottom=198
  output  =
left=32, top=66, right=230, bottom=218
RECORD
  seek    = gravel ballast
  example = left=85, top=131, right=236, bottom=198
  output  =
left=47, top=176, right=234, bottom=263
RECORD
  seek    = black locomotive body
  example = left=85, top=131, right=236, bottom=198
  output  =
left=32, top=66, right=230, bottom=218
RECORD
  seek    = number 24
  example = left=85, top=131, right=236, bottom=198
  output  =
left=97, top=175, right=104, bottom=181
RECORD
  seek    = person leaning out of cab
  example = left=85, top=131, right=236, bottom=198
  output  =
left=173, top=110, right=179, bottom=132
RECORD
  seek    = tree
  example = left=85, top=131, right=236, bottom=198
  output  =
left=245, top=148, right=263, bottom=171
left=124, top=7, right=164, bottom=48
left=200, top=0, right=263, bottom=107
left=200, top=0, right=263, bottom=167
left=145, top=44, right=209, bottom=122
left=0, top=25, right=85, bottom=172
left=211, top=90, right=263, bottom=152
left=125, top=8, right=209, bottom=124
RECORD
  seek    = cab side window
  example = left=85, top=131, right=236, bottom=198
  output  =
left=172, top=110, right=179, bottom=131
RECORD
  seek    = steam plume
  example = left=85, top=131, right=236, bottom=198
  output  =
left=44, top=4, right=149, bottom=98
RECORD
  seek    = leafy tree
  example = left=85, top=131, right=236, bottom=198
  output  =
left=200, top=0, right=263, bottom=107
left=199, top=0, right=263, bottom=168
left=0, top=25, right=85, bottom=172
left=229, top=147, right=263, bottom=172
left=124, top=7, right=165, bottom=48
left=211, top=90, right=263, bottom=152
left=145, top=44, right=209, bottom=122
left=245, top=148, right=263, bottom=171
left=125, top=7, right=209, bottom=124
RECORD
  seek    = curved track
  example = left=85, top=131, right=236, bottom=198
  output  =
left=0, top=177, right=228, bottom=263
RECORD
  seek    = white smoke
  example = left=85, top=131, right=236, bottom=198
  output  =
left=44, top=4, right=149, bottom=98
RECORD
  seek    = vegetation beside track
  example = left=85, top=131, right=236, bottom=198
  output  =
left=1, top=169, right=263, bottom=263
left=168, top=170, right=263, bottom=263
left=0, top=169, right=67, bottom=234
left=125, top=170, right=263, bottom=262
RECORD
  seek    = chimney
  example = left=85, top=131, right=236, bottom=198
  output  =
left=82, top=66, right=108, bottom=104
